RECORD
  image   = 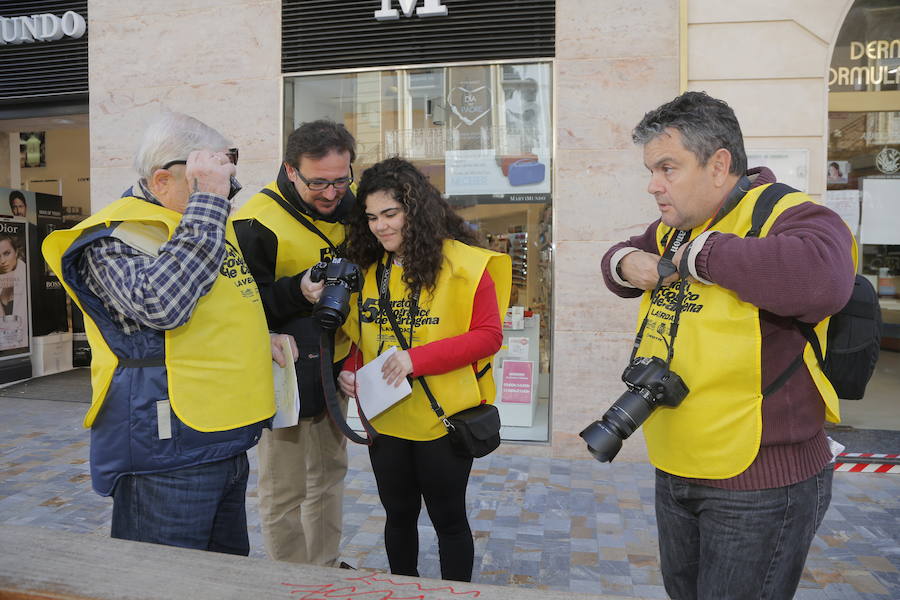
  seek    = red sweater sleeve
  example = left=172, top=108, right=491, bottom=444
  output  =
left=409, top=270, right=502, bottom=377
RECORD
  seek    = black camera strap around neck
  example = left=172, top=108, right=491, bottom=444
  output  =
left=630, top=229, right=692, bottom=370
left=260, top=188, right=339, bottom=255
left=376, top=254, right=453, bottom=430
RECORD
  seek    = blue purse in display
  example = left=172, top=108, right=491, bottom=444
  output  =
left=507, top=159, right=546, bottom=186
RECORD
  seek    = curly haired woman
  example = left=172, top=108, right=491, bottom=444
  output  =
left=339, top=156, right=511, bottom=581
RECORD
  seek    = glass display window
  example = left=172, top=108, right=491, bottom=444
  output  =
left=286, top=61, right=553, bottom=441
left=828, top=0, right=900, bottom=351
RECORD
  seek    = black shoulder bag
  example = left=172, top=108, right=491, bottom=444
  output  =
left=378, top=256, right=501, bottom=458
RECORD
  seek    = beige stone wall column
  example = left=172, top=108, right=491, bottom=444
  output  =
left=550, top=0, right=680, bottom=459
left=87, top=0, right=283, bottom=212
left=686, top=1, right=855, bottom=201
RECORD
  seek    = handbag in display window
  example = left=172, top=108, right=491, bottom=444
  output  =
left=507, top=159, right=546, bottom=186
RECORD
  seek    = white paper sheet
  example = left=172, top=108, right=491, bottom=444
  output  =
left=861, top=178, right=900, bottom=245
left=824, top=190, right=861, bottom=236
left=271, top=337, right=300, bottom=429
left=356, top=347, right=412, bottom=419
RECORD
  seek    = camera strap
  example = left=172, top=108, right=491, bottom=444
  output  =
left=630, top=229, right=691, bottom=370
left=318, top=328, right=378, bottom=446
left=376, top=255, right=454, bottom=431
left=260, top=188, right=339, bottom=255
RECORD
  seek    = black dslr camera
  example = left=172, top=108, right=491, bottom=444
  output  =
left=579, top=356, right=689, bottom=463
left=308, top=258, right=362, bottom=330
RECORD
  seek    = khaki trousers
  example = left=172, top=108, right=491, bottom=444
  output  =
left=256, top=400, right=348, bottom=566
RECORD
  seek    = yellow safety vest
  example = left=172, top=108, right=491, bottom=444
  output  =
left=43, top=196, right=275, bottom=431
left=346, top=240, right=512, bottom=440
left=234, top=182, right=351, bottom=362
left=637, top=184, right=854, bottom=478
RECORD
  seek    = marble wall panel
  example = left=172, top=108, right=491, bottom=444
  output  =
left=556, top=0, right=678, bottom=61
left=689, top=79, right=826, bottom=139
left=552, top=330, right=633, bottom=403
left=556, top=57, right=680, bottom=152
left=687, top=0, right=853, bottom=44
left=89, top=81, right=281, bottom=168
left=689, top=22, right=829, bottom=80
left=88, top=1, right=281, bottom=212
left=90, top=166, right=137, bottom=209
left=88, top=0, right=264, bottom=21
left=554, top=240, right=643, bottom=334
left=554, top=148, right=661, bottom=242
left=550, top=330, right=638, bottom=459
left=551, top=0, right=680, bottom=457
left=89, top=2, right=280, bottom=87
left=89, top=79, right=281, bottom=211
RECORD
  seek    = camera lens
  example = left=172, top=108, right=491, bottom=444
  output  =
left=314, top=284, right=351, bottom=330
left=579, top=388, right=655, bottom=463
left=579, top=420, right=623, bottom=462
left=604, top=389, right=654, bottom=437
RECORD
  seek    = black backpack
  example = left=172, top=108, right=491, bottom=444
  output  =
left=748, top=183, right=882, bottom=400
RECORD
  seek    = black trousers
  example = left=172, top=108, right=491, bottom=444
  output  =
left=368, top=433, right=474, bottom=581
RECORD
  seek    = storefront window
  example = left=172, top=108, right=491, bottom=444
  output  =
left=285, top=61, right=553, bottom=442
left=828, top=0, right=900, bottom=354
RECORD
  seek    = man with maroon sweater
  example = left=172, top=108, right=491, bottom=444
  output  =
left=601, top=91, right=855, bottom=599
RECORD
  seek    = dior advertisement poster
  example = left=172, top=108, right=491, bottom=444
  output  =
left=0, top=218, right=30, bottom=358
left=1, top=187, right=68, bottom=338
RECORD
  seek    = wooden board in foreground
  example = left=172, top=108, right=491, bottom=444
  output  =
left=0, top=525, right=649, bottom=600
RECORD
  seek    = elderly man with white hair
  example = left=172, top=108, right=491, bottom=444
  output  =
left=43, top=112, right=295, bottom=555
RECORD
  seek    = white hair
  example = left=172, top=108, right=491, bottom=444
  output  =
left=133, top=112, right=232, bottom=178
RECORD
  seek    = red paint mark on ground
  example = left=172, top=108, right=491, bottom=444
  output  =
left=282, top=573, right=482, bottom=600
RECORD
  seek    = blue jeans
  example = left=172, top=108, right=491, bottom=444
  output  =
left=110, top=453, right=251, bottom=555
left=655, top=465, right=833, bottom=600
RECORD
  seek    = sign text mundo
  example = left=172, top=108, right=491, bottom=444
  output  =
left=0, top=11, right=86, bottom=45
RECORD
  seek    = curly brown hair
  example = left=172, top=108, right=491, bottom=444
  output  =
left=345, top=157, right=480, bottom=296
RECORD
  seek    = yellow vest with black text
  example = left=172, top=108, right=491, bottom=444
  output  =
left=234, top=182, right=351, bottom=362
left=42, top=196, right=275, bottom=432
left=345, top=240, right=512, bottom=440
left=637, top=185, right=853, bottom=479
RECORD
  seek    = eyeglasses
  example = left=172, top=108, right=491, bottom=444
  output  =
left=160, top=147, right=239, bottom=171
left=294, top=165, right=354, bottom=192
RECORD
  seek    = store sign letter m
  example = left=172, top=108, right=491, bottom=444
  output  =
left=375, top=0, right=449, bottom=21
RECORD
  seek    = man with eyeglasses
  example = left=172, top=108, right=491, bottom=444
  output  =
left=42, top=112, right=297, bottom=554
left=233, top=120, right=356, bottom=568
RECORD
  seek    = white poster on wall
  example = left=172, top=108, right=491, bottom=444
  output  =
left=860, top=178, right=900, bottom=245
left=824, top=190, right=861, bottom=236
left=746, top=149, right=809, bottom=192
